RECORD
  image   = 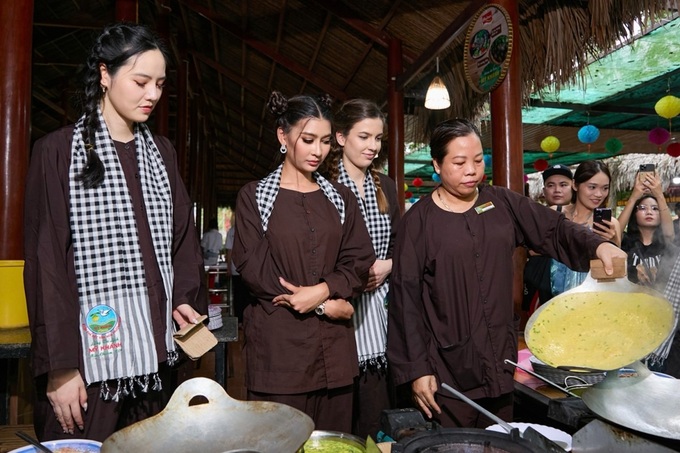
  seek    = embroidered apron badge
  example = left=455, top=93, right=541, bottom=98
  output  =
left=83, top=304, right=122, bottom=357
left=475, top=201, right=495, bottom=214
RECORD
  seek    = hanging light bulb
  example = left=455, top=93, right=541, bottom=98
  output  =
left=425, top=57, right=451, bottom=110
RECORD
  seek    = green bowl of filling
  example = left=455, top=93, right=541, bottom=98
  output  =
left=299, top=430, right=366, bottom=453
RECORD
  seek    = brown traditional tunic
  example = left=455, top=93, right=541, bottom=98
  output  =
left=387, top=185, right=606, bottom=402
left=24, top=125, right=207, bottom=379
left=233, top=181, right=375, bottom=394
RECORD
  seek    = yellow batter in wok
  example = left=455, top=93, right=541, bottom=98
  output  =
left=526, top=291, right=674, bottom=370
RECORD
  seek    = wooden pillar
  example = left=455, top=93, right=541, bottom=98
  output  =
left=115, top=0, right=138, bottom=22
left=488, top=0, right=526, bottom=326
left=387, top=38, right=405, bottom=214
left=0, top=1, right=34, bottom=259
left=176, top=58, right=189, bottom=182
left=154, top=5, right=169, bottom=137
left=490, top=0, right=523, bottom=192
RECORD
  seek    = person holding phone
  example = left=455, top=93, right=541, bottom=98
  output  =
left=550, top=160, right=622, bottom=296
left=618, top=166, right=675, bottom=287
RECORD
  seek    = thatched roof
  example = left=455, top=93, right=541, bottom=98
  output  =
left=31, top=0, right=680, bottom=206
left=413, top=0, right=680, bottom=140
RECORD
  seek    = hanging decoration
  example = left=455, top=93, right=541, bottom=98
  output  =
left=654, top=95, right=680, bottom=120
left=432, top=172, right=441, bottom=183
left=648, top=127, right=671, bottom=149
left=540, top=136, right=560, bottom=155
left=533, top=159, right=549, bottom=171
left=577, top=125, right=600, bottom=144
left=403, top=183, right=409, bottom=192
left=405, top=190, right=413, bottom=199
left=463, top=4, right=513, bottom=94
left=483, top=154, right=492, bottom=167
left=412, top=177, right=423, bottom=187
left=668, top=142, right=680, bottom=158
left=604, top=137, right=623, bottom=154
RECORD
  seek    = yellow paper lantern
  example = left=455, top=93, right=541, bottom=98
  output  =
left=655, top=95, right=680, bottom=119
left=404, top=183, right=409, bottom=192
left=540, top=136, right=560, bottom=153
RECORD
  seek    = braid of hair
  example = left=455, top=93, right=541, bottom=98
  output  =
left=320, top=142, right=342, bottom=181
left=77, top=43, right=106, bottom=188
left=370, top=165, right=389, bottom=214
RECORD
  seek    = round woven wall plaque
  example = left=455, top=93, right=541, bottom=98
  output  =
left=464, top=4, right=513, bottom=94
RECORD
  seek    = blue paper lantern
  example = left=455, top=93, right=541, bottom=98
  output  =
left=409, top=197, right=418, bottom=204
left=432, top=172, right=441, bottom=183
left=483, top=154, right=492, bottom=167
left=577, top=125, right=600, bottom=144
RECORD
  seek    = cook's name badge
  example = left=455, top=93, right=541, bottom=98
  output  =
left=475, top=201, right=495, bottom=214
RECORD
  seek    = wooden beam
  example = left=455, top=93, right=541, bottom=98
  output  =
left=395, top=0, right=487, bottom=91
left=179, top=0, right=347, bottom=100
left=308, top=0, right=416, bottom=64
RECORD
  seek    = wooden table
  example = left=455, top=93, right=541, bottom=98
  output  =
left=211, top=315, right=239, bottom=388
left=0, top=424, right=35, bottom=453
left=0, top=327, right=30, bottom=426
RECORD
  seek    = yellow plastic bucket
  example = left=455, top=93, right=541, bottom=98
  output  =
left=0, top=260, right=29, bottom=328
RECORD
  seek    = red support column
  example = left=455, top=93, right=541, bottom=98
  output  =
left=387, top=38, right=405, bottom=214
left=0, top=1, right=34, bottom=259
left=488, top=0, right=526, bottom=326
left=490, top=0, right=523, bottom=193
left=115, top=0, right=138, bottom=22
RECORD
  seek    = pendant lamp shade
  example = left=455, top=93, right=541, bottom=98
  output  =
left=425, top=57, right=451, bottom=110
left=425, top=76, right=451, bottom=110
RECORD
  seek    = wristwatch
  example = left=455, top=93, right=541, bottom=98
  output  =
left=315, top=302, right=326, bottom=316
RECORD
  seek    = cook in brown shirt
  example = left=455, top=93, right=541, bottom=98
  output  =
left=387, top=119, right=627, bottom=428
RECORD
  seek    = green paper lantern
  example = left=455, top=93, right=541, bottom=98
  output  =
left=605, top=137, right=623, bottom=153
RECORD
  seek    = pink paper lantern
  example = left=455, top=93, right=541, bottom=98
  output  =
left=649, top=127, right=671, bottom=146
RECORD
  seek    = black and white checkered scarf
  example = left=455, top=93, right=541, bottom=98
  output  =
left=648, top=255, right=680, bottom=365
left=69, top=110, right=174, bottom=400
left=255, top=163, right=345, bottom=233
left=337, top=160, right=391, bottom=370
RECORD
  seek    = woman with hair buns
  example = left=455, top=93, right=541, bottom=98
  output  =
left=322, top=99, right=400, bottom=438
left=23, top=23, right=207, bottom=441
left=232, top=91, right=375, bottom=432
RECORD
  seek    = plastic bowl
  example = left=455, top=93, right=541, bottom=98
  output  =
left=299, top=430, right=366, bottom=452
left=9, top=439, right=102, bottom=453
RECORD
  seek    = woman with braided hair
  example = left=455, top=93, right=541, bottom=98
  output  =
left=24, top=23, right=206, bottom=441
left=232, top=91, right=375, bottom=432
left=322, top=99, right=400, bottom=438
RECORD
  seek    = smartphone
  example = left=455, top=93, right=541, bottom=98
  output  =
left=638, top=164, right=656, bottom=177
left=593, top=207, right=612, bottom=225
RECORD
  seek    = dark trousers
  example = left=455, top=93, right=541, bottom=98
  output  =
left=352, top=367, right=391, bottom=439
left=248, top=385, right=354, bottom=433
left=33, top=364, right=173, bottom=442
left=433, top=392, right=514, bottom=429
